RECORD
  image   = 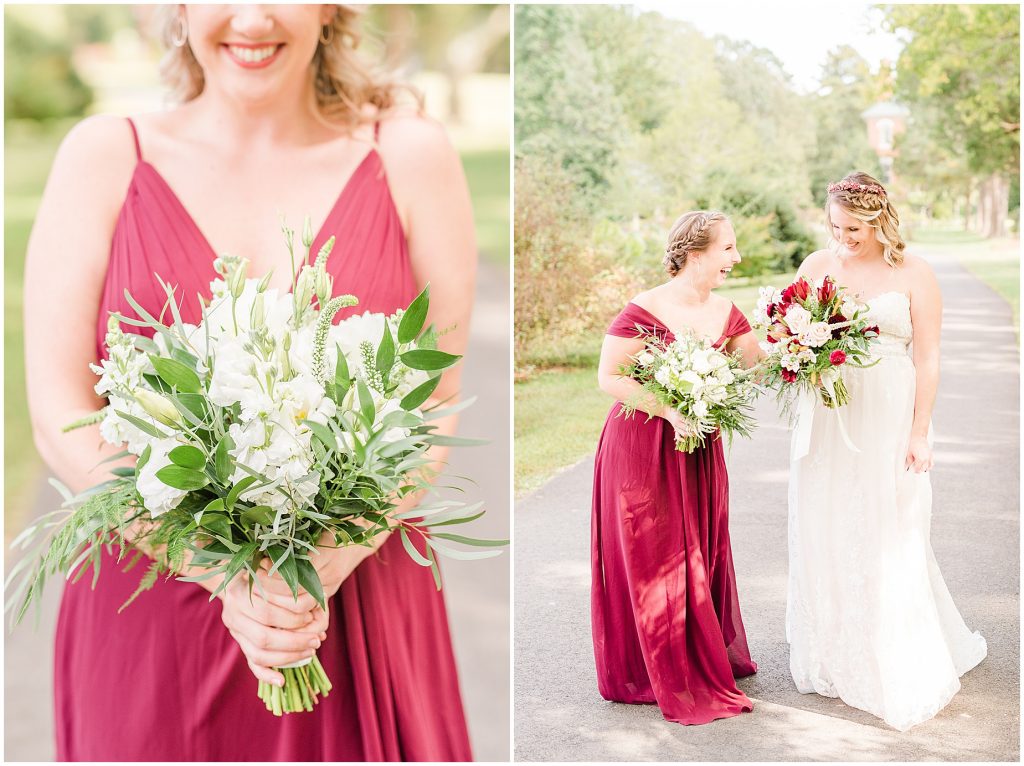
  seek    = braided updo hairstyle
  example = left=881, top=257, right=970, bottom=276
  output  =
left=826, top=171, right=906, bottom=267
left=663, top=210, right=728, bottom=277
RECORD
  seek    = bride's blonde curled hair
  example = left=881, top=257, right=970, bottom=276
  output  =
left=155, top=5, right=421, bottom=132
left=825, top=171, right=906, bottom=267
left=664, top=210, right=727, bottom=276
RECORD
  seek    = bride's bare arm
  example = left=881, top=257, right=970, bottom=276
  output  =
left=906, top=256, right=942, bottom=472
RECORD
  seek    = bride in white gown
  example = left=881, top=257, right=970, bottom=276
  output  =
left=786, top=172, right=987, bottom=731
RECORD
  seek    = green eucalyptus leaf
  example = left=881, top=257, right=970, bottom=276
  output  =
left=169, top=444, right=205, bottom=470
left=400, top=349, right=461, bottom=371
left=155, top=465, right=209, bottom=491
left=226, top=476, right=259, bottom=509
left=430, top=532, right=508, bottom=547
left=295, top=556, right=326, bottom=610
left=377, top=322, right=396, bottom=386
left=400, top=375, right=441, bottom=410
left=199, top=512, right=232, bottom=540
left=398, top=284, right=430, bottom=345
left=425, top=536, right=504, bottom=560
left=214, top=437, right=233, bottom=483
left=240, top=504, right=275, bottom=526
left=303, top=419, right=338, bottom=452
left=399, top=527, right=432, bottom=567
left=149, top=355, right=201, bottom=393
left=356, top=379, right=375, bottom=428
left=113, top=410, right=167, bottom=439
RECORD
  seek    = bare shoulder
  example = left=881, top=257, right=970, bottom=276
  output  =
left=376, top=110, right=458, bottom=175
left=49, top=114, right=137, bottom=211
left=797, top=249, right=834, bottom=279
left=900, top=251, right=936, bottom=279
left=901, top=252, right=940, bottom=302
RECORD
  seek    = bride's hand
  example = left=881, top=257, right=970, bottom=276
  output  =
left=659, top=405, right=696, bottom=443
left=905, top=434, right=934, bottom=473
left=219, top=571, right=329, bottom=687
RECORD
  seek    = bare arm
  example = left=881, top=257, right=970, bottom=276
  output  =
left=24, top=116, right=136, bottom=495
left=597, top=333, right=695, bottom=439
left=726, top=329, right=764, bottom=368
left=906, top=258, right=942, bottom=472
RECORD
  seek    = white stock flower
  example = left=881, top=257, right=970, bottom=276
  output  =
left=781, top=353, right=803, bottom=372
left=136, top=437, right=188, bottom=517
left=692, top=400, right=709, bottom=419
left=636, top=351, right=655, bottom=368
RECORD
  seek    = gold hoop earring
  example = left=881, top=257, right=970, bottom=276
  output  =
left=319, top=24, right=334, bottom=45
left=171, top=15, right=188, bottom=48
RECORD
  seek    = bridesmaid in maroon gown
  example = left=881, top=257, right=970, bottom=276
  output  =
left=592, top=211, right=762, bottom=725
left=24, top=6, right=476, bottom=761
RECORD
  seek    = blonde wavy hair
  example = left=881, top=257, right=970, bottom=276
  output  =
left=664, top=210, right=728, bottom=277
left=155, top=5, right=421, bottom=131
left=825, top=171, right=906, bottom=267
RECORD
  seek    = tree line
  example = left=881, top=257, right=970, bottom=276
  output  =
left=514, top=4, right=1019, bottom=366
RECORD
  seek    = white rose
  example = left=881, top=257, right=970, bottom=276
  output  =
left=799, top=321, right=833, bottom=348
left=136, top=437, right=188, bottom=517
left=784, top=305, right=812, bottom=335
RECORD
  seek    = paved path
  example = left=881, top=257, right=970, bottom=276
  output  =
left=514, top=256, right=1019, bottom=761
left=4, top=261, right=510, bottom=761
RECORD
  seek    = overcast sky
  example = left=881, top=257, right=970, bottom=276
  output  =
left=633, top=1, right=905, bottom=93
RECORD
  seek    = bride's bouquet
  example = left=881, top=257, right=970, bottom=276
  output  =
left=621, top=332, right=758, bottom=453
left=753, top=275, right=879, bottom=410
left=7, top=223, right=504, bottom=716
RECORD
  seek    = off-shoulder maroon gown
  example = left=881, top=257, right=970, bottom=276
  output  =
left=591, top=302, right=757, bottom=725
left=53, top=119, right=472, bottom=761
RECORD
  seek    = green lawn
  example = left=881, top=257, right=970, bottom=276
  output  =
left=462, top=148, right=509, bottom=264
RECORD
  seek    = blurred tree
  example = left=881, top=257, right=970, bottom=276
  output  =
left=883, top=4, right=1020, bottom=236
left=805, top=46, right=881, bottom=201
left=4, top=8, right=93, bottom=121
left=367, top=5, right=509, bottom=122
left=64, top=5, right=135, bottom=46
left=515, top=5, right=627, bottom=204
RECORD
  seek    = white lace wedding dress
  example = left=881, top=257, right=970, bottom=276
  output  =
left=786, top=290, right=987, bottom=731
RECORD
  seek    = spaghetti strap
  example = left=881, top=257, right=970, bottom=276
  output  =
left=373, top=120, right=381, bottom=141
left=125, top=117, right=142, bottom=161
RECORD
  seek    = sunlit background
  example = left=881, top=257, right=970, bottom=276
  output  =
left=4, top=4, right=510, bottom=761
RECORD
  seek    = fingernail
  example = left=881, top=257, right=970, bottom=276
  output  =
left=309, top=639, right=318, bottom=647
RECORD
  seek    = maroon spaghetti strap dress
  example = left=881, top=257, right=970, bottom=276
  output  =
left=591, top=301, right=757, bottom=725
left=53, top=118, right=472, bottom=761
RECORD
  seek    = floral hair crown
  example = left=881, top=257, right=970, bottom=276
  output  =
left=827, top=180, right=887, bottom=198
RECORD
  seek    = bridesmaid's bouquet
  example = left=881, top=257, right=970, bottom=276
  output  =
left=622, top=333, right=758, bottom=452
left=753, top=275, right=879, bottom=410
left=7, top=223, right=504, bottom=716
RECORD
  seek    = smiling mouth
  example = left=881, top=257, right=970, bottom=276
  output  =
left=223, top=43, right=284, bottom=68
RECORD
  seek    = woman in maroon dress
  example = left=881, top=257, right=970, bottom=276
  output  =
left=592, top=210, right=762, bottom=725
left=24, top=6, right=476, bottom=761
